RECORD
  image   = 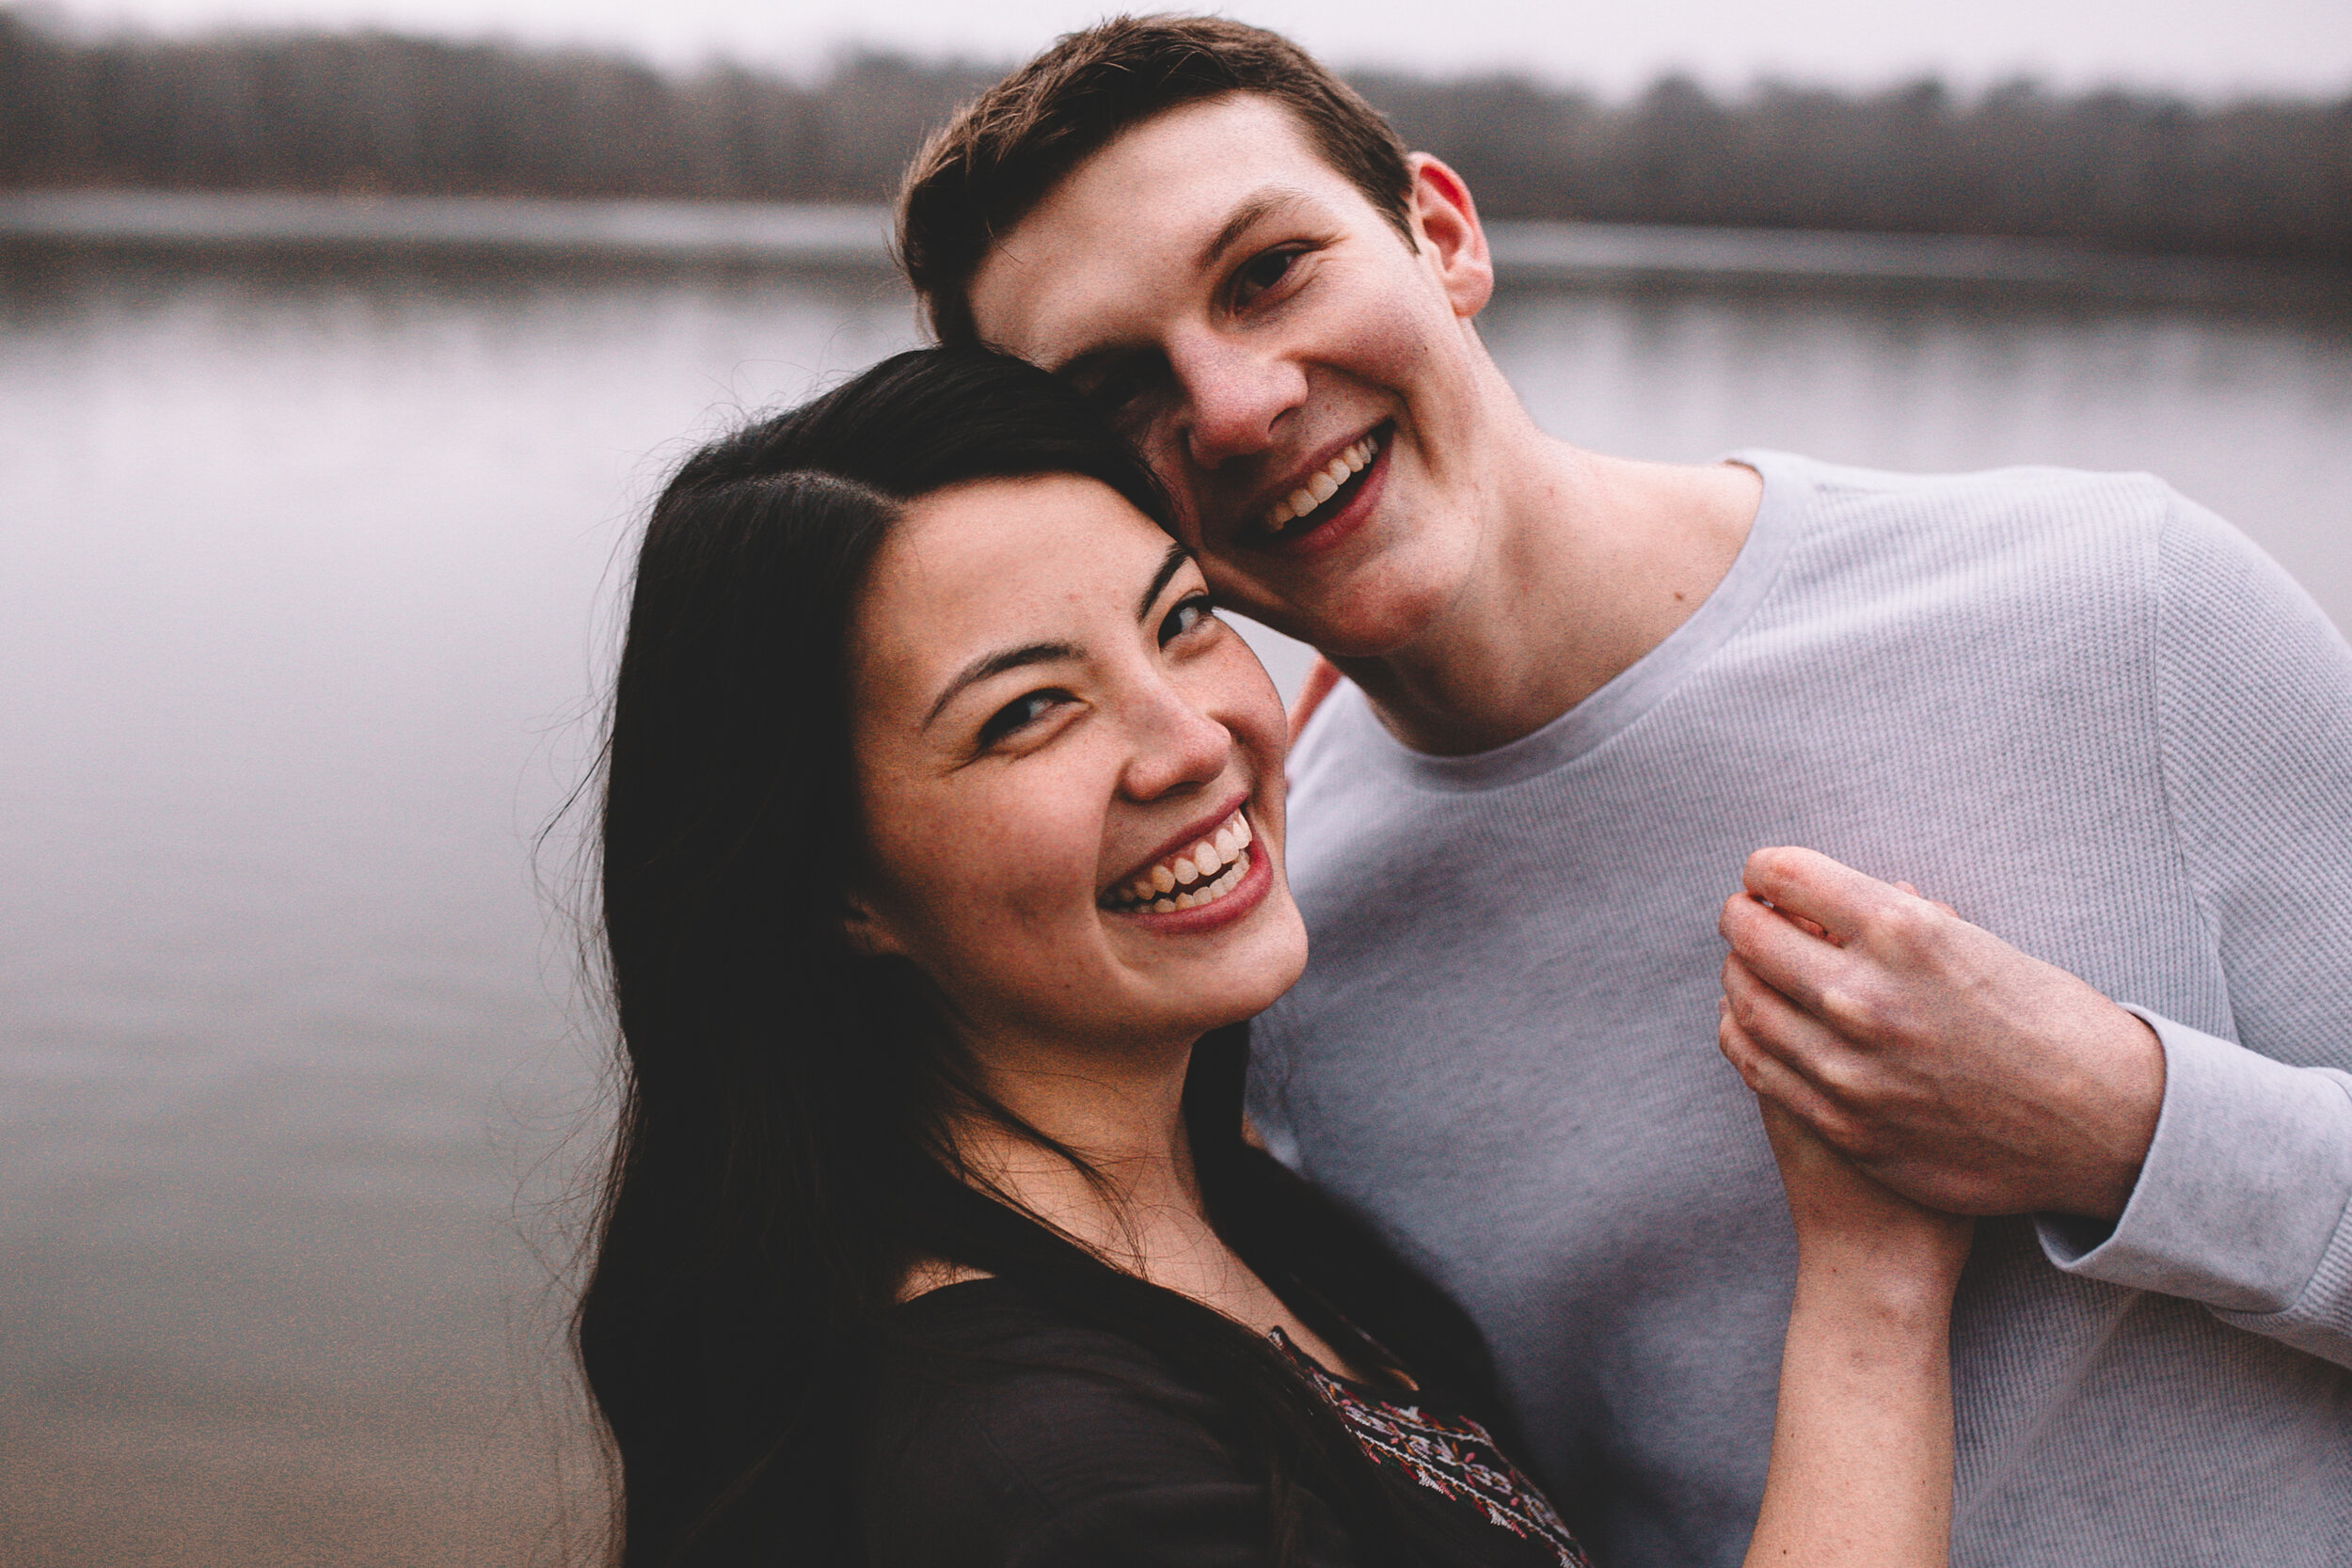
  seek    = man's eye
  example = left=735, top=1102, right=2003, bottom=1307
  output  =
left=1158, top=594, right=1216, bottom=648
left=977, top=690, right=1069, bottom=748
left=1073, top=355, right=1165, bottom=416
left=1236, top=247, right=1300, bottom=301
left=1089, top=371, right=1145, bottom=412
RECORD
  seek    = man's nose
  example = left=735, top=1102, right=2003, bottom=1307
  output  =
left=1170, top=330, right=1306, bottom=472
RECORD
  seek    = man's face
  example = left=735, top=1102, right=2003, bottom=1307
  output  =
left=966, top=93, right=1500, bottom=658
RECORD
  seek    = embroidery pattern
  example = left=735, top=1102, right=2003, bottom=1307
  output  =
left=1270, top=1330, right=1591, bottom=1568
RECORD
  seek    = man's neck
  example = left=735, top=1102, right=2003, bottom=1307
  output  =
left=1333, top=427, right=1761, bottom=757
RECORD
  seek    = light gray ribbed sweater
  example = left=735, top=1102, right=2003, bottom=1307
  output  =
left=1250, top=451, right=2352, bottom=1568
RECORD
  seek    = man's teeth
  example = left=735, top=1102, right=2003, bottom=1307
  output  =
left=1106, top=811, right=1255, bottom=913
left=1262, top=433, right=1379, bottom=533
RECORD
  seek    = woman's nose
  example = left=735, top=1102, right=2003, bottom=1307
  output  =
left=1119, top=682, right=1233, bottom=802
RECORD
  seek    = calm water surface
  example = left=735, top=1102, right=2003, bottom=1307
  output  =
left=3, top=251, right=2346, bottom=1564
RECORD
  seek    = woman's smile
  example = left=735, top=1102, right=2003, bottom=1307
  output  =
left=1100, top=802, right=1272, bottom=928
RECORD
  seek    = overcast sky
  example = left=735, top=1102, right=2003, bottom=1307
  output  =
left=42, top=0, right=2352, bottom=98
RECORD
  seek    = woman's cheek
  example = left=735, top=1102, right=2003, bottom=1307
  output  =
left=976, top=821, right=1104, bottom=935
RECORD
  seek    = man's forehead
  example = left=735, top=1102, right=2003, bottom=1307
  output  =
left=966, top=97, right=1358, bottom=359
left=975, top=186, right=1320, bottom=366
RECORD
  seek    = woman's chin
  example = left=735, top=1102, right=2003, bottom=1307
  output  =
left=1153, top=905, right=1311, bottom=1036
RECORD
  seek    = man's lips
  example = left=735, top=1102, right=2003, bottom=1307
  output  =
left=1230, top=425, right=1392, bottom=562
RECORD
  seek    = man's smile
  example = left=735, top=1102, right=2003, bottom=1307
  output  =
left=1220, top=422, right=1395, bottom=562
left=1254, top=424, right=1390, bottom=540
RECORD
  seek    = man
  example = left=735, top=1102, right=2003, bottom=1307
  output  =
left=895, top=18, right=2352, bottom=1565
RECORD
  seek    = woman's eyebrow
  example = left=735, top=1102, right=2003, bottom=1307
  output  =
left=921, top=544, right=1192, bottom=730
left=924, top=641, right=1079, bottom=729
left=1136, top=541, right=1193, bottom=623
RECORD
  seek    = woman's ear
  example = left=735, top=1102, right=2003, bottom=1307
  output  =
left=840, top=884, right=907, bottom=959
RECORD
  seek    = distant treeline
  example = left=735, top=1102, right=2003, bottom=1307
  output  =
left=4, top=9, right=2349, bottom=261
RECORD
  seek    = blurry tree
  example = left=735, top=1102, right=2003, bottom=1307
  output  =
left=1, top=8, right=2345, bottom=260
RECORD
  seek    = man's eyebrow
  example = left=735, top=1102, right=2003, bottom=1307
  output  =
left=1041, top=192, right=1314, bottom=375
left=1136, top=541, right=1194, bottom=623
left=1195, top=187, right=1311, bottom=273
left=924, top=641, right=1080, bottom=729
left=1053, top=341, right=1145, bottom=384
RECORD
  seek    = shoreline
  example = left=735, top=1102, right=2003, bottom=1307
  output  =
left=3, top=191, right=2337, bottom=307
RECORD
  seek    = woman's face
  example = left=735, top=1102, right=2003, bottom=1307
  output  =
left=845, top=473, right=1307, bottom=1061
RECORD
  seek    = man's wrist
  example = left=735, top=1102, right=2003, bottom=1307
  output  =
left=2041, top=1007, right=2166, bottom=1223
left=2040, top=1007, right=2352, bottom=1316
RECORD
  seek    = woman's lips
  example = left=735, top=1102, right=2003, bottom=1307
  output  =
left=1103, top=806, right=1253, bottom=912
left=1105, top=832, right=1273, bottom=934
left=1103, top=793, right=1250, bottom=898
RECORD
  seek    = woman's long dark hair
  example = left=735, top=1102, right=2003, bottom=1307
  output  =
left=581, top=347, right=1520, bottom=1566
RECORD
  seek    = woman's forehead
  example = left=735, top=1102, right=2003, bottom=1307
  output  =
left=856, top=474, right=1181, bottom=673
left=894, top=471, right=1165, bottom=573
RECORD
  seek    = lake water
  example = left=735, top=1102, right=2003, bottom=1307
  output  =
left=3, top=247, right=2347, bottom=1565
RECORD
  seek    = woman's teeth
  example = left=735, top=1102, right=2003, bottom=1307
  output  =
left=1105, top=811, right=1254, bottom=914
left=1260, top=432, right=1381, bottom=534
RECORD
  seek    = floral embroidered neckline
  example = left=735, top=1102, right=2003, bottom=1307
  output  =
left=1269, top=1327, right=1591, bottom=1568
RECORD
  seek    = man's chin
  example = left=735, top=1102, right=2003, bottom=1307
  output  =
left=1222, top=579, right=1454, bottom=664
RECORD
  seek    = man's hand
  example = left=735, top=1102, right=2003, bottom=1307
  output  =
left=1717, top=847, right=2167, bottom=1222
left=1759, top=1096, right=1974, bottom=1299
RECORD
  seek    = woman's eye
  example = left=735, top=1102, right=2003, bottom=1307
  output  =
left=977, top=690, right=1069, bottom=749
left=1158, top=594, right=1216, bottom=649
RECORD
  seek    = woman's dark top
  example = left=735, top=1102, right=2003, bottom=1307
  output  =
left=860, top=1277, right=1591, bottom=1568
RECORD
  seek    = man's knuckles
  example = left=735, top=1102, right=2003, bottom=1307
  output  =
left=1855, top=894, right=1944, bottom=961
left=1721, top=971, right=1779, bottom=1035
left=1811, top=975, right=1902, bottom=1040
left=1718, top=1026, right=1770, bottom=1094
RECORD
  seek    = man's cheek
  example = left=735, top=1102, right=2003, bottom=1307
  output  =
left=1198, top=556, right=1273, bottom=613
left=1156, top=475, right=1212, bottom=554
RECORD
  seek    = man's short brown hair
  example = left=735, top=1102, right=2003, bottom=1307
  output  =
left=896, top=14, right=1415, bottom=345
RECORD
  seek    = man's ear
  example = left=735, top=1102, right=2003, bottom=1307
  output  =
left=840, top=884, right=908, bottom=959
left=1405, top=152, right=1495, bottom=320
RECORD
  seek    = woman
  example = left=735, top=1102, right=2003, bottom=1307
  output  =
left=580, top=347, right=1969, bottom=1567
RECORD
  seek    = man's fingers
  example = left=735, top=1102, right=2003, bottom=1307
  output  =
left=1719, top=950, right=1866, bottom=1085
left=1893, top=880, right=1961, bottom=919
left=1740, top=846, right=1915, bottom=945
left=1742, top=847, right=1968, bottom=965
left=1740, top=846, right=1885, bottom=927
left=1719, top=889, right=1847, bottom=1011
left=1718, top=1005, right=1851, bottom=1144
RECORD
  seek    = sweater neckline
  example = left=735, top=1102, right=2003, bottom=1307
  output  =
left=1315, top=450, right=1809, bottom=794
